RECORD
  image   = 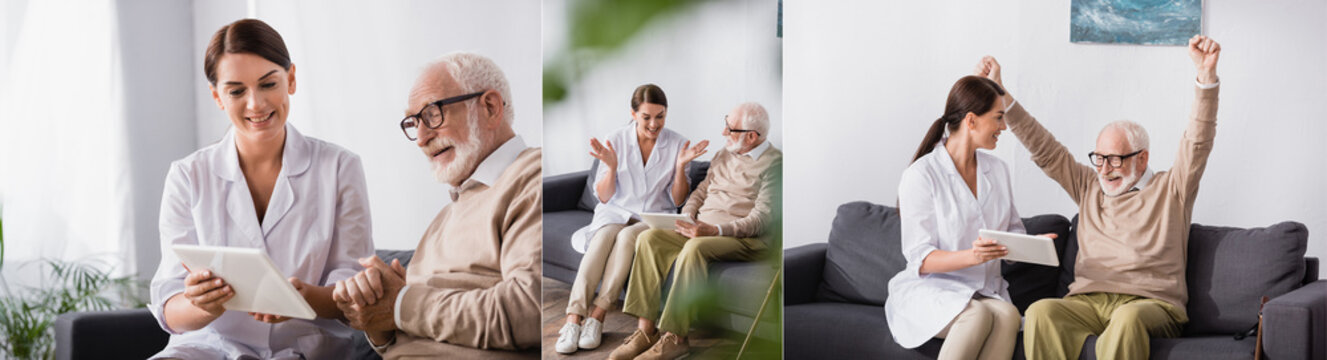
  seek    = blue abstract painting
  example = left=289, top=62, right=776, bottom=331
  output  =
left=1071, top=0, right=1201, bottom=46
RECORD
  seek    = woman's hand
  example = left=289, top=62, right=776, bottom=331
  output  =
left=248, top=277, right=313, bottom=324
left=969, top=237, right=1009, bottom=264
left=589, top=138, right=618, bottom=170
left=973, top=56, right=1003, bottom=87
left=675, top=140, right=709, bottom=170
left=182, top=266, right=234, bottom=317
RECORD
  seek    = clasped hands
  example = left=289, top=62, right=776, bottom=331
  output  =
left=332, top=256, right=408, bottom=342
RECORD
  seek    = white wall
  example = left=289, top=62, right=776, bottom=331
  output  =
left=116, top=0, right=199, bottom=283
left=191, top=0, right=543, bottom=250
left=784, top=0, right=1327, bottom=267
left=542, top=0, right=782, bottom=176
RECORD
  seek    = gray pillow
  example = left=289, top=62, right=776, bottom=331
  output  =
left=1184, top=221, right=1308, bottom=336
left=817, top=202, right=902, bottom=305
left=577, top=159, right=601, bottom=212
left=1001, top=214, right=1072, bottom=313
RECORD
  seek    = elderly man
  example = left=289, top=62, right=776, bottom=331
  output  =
left=609, top=102, right=782, bottom=360
left=984, top=35, right=1222, bottom=359
left=332, top=52, right=541, bottom=359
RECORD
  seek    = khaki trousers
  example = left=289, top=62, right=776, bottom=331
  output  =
left=621, top=229, right=764, bottom=336
left=935, top=296, right=1021, bottom=360
left=566, top=221, right=650, bottom=316
left=1024, top=292, right=1187, bottom=360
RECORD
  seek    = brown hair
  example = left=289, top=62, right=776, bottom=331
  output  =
left=910, top=76, right=1006, bottom=163
left=630, top=84, right=668, bottom=111
left=203, top=19, right=292, bottom=85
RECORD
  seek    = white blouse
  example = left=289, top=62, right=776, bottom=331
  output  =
left=884, top=141, right=1026, bottom=349
left=571, top=124, right=689, bottom=253
left=148, top=124, right=374, bottom=359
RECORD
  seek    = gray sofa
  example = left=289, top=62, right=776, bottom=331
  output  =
left=542, top=160, right=781, bottom=341
left=784, top=201, right=1324, bottom=359
left=54, top=249, right=416, bottom=360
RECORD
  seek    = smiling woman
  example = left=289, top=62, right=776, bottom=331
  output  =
left=146, top=18, right=376, bottom=360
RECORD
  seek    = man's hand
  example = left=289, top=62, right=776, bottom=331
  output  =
left=334, top=256, right=407, bottom=343
left=674, top=218, right=719, bottom=238
left=1188, top=35, right=1220, bottom=84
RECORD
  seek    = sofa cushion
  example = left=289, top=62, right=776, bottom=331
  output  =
left=816, top=202, right=902, bottom=305
left=785, top=302, right=941, bottom=359
left=1057, top=215, right=1081, bottom=297
left=1001, top=214, right=1072, bottom=313
left=542, top=210, right=593, bottom=272
left=577, top=160, right=602, bottom=212
left=1183, top=221, right=1308, bottom=336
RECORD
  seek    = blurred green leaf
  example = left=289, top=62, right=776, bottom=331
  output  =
left=0, top=258, right=143, bottom=359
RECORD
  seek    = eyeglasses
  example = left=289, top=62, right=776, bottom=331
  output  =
left=1087, top=149, right=1144, bottom=168
left=400, top=91, right=485, bottom=141
left=723, top=115, right=760, bottom=136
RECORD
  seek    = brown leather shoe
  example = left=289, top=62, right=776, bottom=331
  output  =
left=608, top=328, right=657, bottom=360
left=634, top=332, right=689, bottom=360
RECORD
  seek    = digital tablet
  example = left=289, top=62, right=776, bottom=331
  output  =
left=639, top=212, right=695, bottom=231
left=977, top=229, right=1060, bottom=267
left=171, top=244, right=317, bottom=320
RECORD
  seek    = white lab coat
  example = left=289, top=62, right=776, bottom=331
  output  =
left=570, top=125, right=689, bottom=253
left=884, top=142, right=1026, bottom=349
left=148, top=124, right=374, bottom=359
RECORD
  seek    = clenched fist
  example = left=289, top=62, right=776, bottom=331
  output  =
left=1188, top=35, right=1220, bottom=84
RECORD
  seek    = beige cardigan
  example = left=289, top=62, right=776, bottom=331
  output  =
left=381, top=148, right=542, bottom=359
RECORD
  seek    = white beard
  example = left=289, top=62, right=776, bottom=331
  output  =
left=425, top=109, right=485, bottom=185
left=725, top=138, right=742, bottom=153
left=1099, top=168, right=1141, bottom=197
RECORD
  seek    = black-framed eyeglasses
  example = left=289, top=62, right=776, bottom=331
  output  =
left=723, top=115, right=760, bottom=136
left=1088, top=149, right=1144, bottom=168
left=400, top=91, right=485, bottom=141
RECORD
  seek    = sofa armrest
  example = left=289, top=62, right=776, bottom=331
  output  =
left=1261, top=280, right=1326, bottom=360
left=543, top=170, right=588, bottom=212
left=784, top=243, right=828, bottom=306
left=55, top=308, right=169, bottom=360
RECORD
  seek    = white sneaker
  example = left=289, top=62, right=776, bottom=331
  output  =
left=578, top=317, right=603, bottom=349
left=556, top=322, right=581, bottom=354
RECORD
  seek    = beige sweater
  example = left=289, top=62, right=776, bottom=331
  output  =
left=383, top=148, right=541, bottom=359
left=682, top=144, right=783, bottom=239
left=1005, top=87, right=1219, bottom=312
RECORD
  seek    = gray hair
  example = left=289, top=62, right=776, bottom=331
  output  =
left=735, top=102, right=770, bottom=142
left=429, top=52, right=514, bottom=125
left=1100, top=120, right=1149, bottom=152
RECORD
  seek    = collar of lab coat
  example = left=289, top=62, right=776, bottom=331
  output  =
left=932, top=139, right=993, bottom=177
left=213, top=123, right=313, bottom=182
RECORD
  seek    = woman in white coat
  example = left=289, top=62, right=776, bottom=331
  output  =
left=884, top=58, right=1056, bottom=360
left=555, top=84, right=708, bottom=354
left=147, top=19, right=373, bottom=359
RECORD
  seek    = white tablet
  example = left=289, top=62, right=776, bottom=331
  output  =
left=639, top=212, right=695, bottom=231
left=978, top=229, right=1060, bottom=267
left=171, top=244, right=317, bottom=320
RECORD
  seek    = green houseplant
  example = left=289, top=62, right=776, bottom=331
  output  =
left=0, top=209, right=143, bottom=360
